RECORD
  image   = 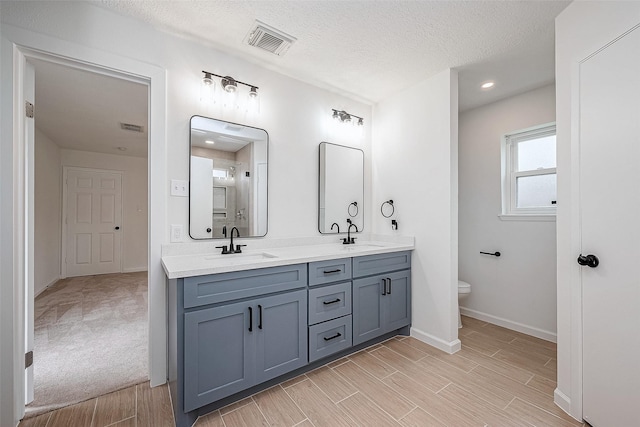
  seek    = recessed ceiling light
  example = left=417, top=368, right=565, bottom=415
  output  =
left=117, top=147, right=127, bottom=151
left=205, top=140, right=215, bottom=145
left=481, top=81, right=495, bottom=89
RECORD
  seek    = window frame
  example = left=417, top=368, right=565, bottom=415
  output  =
left=501, top=122, right=557, bottom=219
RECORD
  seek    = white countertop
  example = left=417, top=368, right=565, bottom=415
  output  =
left=161, top=234, right=414, bottom=279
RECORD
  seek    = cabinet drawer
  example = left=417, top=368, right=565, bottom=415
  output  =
left=308, top=281, right=352, bottom=325
left=352, top=251, right=411, bottom=278
left=309, top=315, right=352, bottom=362
left=308, top=258, right=351, bottom=286
left=183, top=264, right=307, bottom=308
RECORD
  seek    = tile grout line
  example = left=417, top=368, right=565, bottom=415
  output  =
left=250, top=394, right=272, bottom=426
left=280, top=381, right=319, bottom=427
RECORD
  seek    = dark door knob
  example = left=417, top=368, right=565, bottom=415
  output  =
left=114, top=226, right=120, bottom=230
left=577, top=254, right=599, bottom=268
left=206, top=228, right=212, bottom=233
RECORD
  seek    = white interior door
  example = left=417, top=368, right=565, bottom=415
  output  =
left=64, top=168, right=122, bottom=277
left=580, top=26, right=640, bottom=427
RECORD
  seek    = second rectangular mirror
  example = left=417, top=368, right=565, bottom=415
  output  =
left=319, top=142, right=364, bottom=234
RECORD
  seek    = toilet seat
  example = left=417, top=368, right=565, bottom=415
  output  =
left=458, top=280, right=471, bottom=294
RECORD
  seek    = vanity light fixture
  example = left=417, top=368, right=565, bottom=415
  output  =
left=331, top=109, right=364, bottom=126
left=201, top=71, right=260, bottom=113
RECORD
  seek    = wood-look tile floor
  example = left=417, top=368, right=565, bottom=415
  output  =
left=20, top=316, right=584, bottom=427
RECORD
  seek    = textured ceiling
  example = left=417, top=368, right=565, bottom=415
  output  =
left=32, top=59, right=148, bottom=158
left=98, top=0, right=570, bottom=110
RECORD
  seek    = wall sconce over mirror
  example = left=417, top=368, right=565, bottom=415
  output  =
left=189, top=115, right=268, bottom=240
left=332, top=109, right=364, bottom=127
left=319, top=142, right=364, bottom=234
left=201, top=71, right=260, bottom=114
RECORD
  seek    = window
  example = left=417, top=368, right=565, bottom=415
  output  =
left=502, top=123, right=556, bottom=218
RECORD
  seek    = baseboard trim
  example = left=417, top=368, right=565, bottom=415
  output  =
left=410, top=327, right=461, bottom=354
left=35, top=276, right=60, bottom=298
left=122, top=267, right=148, bottom=273
left=554, top=388, right=572, bottom=415
left=460, top=307, right=557, bottom=343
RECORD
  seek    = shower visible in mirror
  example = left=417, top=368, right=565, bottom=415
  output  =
left=318, top=142, right=364, bottom=234
left=190, top=116, right=268, bottom=239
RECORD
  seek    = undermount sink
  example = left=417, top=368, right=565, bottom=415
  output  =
left=204, top=252, right=278, bottom=262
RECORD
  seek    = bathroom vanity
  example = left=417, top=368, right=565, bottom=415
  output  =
left=163, top=240, right=413, bottom=427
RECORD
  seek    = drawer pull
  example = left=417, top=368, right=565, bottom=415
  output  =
left=324, top=332, right=342, bottom=341
left=323, top=269, right=342, bottom=274
left=323, top=298, right=341, bottom=305
left=248, top=307, right=253, bottom=332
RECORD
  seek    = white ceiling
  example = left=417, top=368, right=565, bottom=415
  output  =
left=99, top=0, right=570, bottom=110
left=32, top=59, right=148, bottom=158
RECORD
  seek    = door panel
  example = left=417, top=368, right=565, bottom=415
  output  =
left=352, top=276, right=383, bottom=345
left=384, top=270, right=411, bottom=333
left=255, top=290, right=307, bottom=383
left=580, top=27, right=640, bottom=427
left=183, top=301, right=253, bottom=412
left=65, top=168, right=122, bottom=276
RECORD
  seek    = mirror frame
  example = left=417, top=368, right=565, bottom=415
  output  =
left=189, top=115, right=269, bottom=240
left=318, top=141, right=364, bottom=234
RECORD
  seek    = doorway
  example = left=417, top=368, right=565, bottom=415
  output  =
left=26, top=57, right=150, bottom=415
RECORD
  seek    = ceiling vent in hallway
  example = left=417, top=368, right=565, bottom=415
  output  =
left=120, top=122, right=145, bottom=133
left=245, top=20, right=296, bottom=56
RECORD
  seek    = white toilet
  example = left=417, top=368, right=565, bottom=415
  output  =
left=458, top=280, right=471, bottom=328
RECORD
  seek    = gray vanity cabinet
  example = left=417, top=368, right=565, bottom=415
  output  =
left=183, top=289, right=306, bottom=412
left=183, top=289, right=307, bottom=412
left=352, top=252, right=411, bottom=346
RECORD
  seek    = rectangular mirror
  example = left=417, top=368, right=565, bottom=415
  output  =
left=190, top=116, right=268, bottom=239
left=319, top=142, right=364, bottom=234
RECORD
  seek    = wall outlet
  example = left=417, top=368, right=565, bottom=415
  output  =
left=170, top=224, right=184, bottom=242
left=170, top=179, right=188, bottom=197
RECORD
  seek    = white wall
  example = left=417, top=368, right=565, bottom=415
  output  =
left=373, top=69, right=459, bottom=352
left=34, top=128, right=62, bottom=295
left=458, top=85, right=557, bottom=340
left=555, top=1, right=640, bottom=420
left=61, top=149, right=148, bottom=273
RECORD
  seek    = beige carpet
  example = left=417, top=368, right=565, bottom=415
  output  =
left=25, top=272, right=148, bottom=417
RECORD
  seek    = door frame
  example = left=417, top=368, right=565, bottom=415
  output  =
left=1, top=26, right=167, bottom=425
left=61, top=166, right=125, bottom=278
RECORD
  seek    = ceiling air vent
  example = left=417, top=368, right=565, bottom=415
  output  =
left=120, top=122, right=144, bottom=133
left=245, top=20, right=296, bottom=56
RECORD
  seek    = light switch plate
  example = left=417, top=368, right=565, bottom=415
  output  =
left=170, top=179, right=188, bottom=197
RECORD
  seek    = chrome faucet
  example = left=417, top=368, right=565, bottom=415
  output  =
left=342, top=219, right=358, bottom=245
left=216, top=226, right=246, bottom=254
left=331, top=222, right=340, bottom=233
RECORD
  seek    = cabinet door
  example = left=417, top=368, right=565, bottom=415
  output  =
left=382, top=270, right=411, bottom=333
left=352, top=276, right=384, bottom=345
left=183, top=301, right=254, bottom=412
left=255, top=289, right=308, bottom=383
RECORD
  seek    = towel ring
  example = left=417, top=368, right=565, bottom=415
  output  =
left=348, top=202, right=359, bottom=217
left=381, top=200, right=394, bottom=218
